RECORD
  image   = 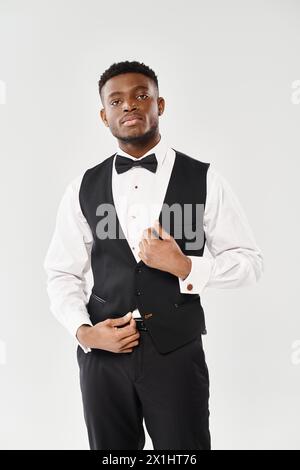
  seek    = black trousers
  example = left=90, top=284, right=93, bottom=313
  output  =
left=77, top=329, right=210, bottom=450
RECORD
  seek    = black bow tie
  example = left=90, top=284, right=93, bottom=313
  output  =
left=115, top=153, right=158, bottom=174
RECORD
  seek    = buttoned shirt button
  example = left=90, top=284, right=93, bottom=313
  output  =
left=187, top=283, right=193, bottom=291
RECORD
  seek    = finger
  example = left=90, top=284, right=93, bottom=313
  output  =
left=109, top=312, right=132, bottom=328
left=143, top=224, right=162, bottom=241
left=120, top=334, right=140, bottom=347
left=114, top=316, right=136, bottom=333
left=119, top=348, right=133, bottom=353
left=139, top=239, right=148, bottom=252
left=117, top=322, right=137, bottom=339
left=119, top=332, right=140, bottom=347
left=153, top=219, right=171, bottom=240
left=138, top=251, right=146, bottom=262
left=142, top=227, right=154, bottom=241
left=120, top=340, right=139, bottom=351
left=150, top=227, right=160, bottom=240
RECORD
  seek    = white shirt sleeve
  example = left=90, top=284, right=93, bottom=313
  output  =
left=43, top=174, right=94, bottom=353
left=178, top=166, right=264, bottom=293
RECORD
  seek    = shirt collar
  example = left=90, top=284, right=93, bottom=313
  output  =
left=115, top=134, right=170, bottom=173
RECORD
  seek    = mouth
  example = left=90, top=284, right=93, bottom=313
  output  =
left=121, top=115, right=144, bottom=127
left=122, top=118, right=143, bottom=127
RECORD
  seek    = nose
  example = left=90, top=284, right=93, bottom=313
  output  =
left=122, top=98, right=138, bottom=113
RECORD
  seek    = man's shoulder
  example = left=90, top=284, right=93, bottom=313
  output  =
left=83, top=153, right=116, bottom=175
left=172, top=147, right=211, bottom=170
left=68, top=154, right=115, bottom=191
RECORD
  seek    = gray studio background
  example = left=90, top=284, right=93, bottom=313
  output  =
left=0, top=0, right=299, bottom=450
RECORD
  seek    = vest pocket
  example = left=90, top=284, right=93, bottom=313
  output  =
left=174, top=294, right=200, bottom=308
left=90, top=292, right=107, bottom=303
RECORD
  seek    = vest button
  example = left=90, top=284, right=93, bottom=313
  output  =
left=136, top=290, right=141, bottom=296
left=137, top=268, right=142, bottom=273
left=187, top=283, right=193, bottom=291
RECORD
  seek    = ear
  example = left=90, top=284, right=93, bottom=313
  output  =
left=100, top=108, right=109, bottom=127
left=157, top=97, right=165, bottom=116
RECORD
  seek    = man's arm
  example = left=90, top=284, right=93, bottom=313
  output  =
left=178, top=167, right=264, bottom=293
left=43, top=175, right=94, bottom=353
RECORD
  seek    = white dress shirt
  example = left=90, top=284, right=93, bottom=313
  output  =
left=44, top=134, right=264, bottom=353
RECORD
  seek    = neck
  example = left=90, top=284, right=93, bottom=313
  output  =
left=117, top=131, right=161, bottom=158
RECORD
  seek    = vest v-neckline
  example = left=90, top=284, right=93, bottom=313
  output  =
left=107, top=149, right=178, bottom=268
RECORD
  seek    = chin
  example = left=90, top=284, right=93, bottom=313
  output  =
left=120, top=131, right=147, bottom=143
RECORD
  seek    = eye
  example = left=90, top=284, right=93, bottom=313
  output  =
left=110, top=99, right=121, bottom=106
left=137, top=94, right=148, bottom=100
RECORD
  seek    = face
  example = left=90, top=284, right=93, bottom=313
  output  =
left=100, top=72, right=165, bottom=144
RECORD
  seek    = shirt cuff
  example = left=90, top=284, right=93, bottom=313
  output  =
left=178, top=256, right=214, bottom=294
left=65, top=312, right=93, bottom=354
left=76, top=328, right=92, bottom=354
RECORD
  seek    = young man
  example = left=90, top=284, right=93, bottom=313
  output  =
left=44, top=60, right=263, bottom=450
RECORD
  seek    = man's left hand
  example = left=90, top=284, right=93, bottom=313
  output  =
left=138, top=220, right=192, bottom=280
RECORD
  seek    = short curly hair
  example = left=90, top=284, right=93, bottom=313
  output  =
left=98, top=60, right=159, bottom=100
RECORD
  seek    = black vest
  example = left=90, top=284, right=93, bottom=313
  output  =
left=79, top=149, right=210, bottom=354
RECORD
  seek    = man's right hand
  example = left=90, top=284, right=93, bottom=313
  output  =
left=76, top=312, right=140, bottom=353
